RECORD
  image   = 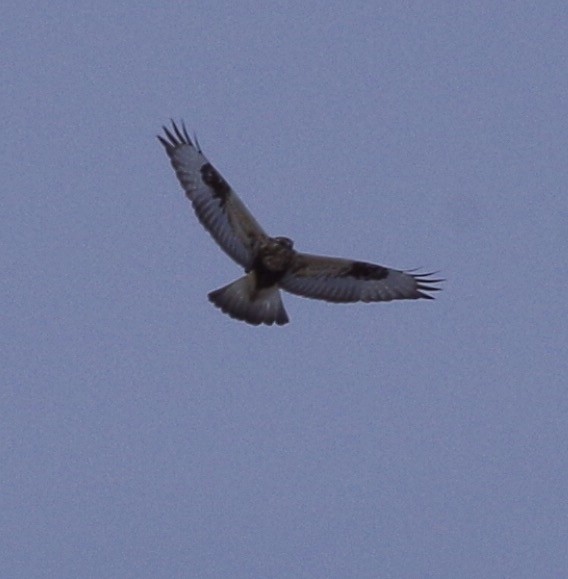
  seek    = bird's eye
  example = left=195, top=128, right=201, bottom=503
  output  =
left=276, top=237, right=293, bottom=249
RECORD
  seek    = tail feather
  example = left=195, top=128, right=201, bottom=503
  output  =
left=208, top=273, right=289, bottom=326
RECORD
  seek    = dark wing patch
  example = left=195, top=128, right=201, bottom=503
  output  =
left=158, top=121, right=267, bottom=268
left=347, top=261, right=389, bottom=281
left=200, top=163, right=231, bottom=204
left=280, top=253, right=442, bottom=303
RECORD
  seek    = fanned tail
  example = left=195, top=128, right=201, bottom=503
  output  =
left=208, top=273, right=289, bottom=326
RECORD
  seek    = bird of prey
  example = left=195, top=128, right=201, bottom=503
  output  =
left=158, top=121, right=441, bottom=326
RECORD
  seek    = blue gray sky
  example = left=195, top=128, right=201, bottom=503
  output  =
left=3, top=2, right=567, bottom=577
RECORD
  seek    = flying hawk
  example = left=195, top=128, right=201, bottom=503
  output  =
left=158, top=121, right=441, bottom=326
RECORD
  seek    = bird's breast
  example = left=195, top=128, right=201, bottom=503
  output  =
left=252, top=242, right=295, bottom=288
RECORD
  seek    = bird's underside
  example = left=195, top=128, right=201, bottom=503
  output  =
left=158, top=121, right=442, bottom=325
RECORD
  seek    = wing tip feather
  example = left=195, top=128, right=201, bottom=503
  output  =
left=409, top=270, right=444, bottom=299
left=157, top=120, right=195, bottom=151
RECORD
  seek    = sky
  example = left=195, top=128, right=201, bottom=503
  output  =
left=2, top=2, right=568, bottom=577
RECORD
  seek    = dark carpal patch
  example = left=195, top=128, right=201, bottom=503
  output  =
left=201, top=163, right=231, bottom=202
left=347, top=261, right=389, bottom=280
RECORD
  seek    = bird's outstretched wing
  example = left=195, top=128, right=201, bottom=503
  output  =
left=158, top=121, right=267, bottom=268
left=280, top=253, right=442, bottom=302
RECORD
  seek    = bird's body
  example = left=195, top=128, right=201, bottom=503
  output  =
left=158, top=121, right=441, bottom=325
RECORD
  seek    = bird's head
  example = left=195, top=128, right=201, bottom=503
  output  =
left=274, top=236, right=294, bottom=250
